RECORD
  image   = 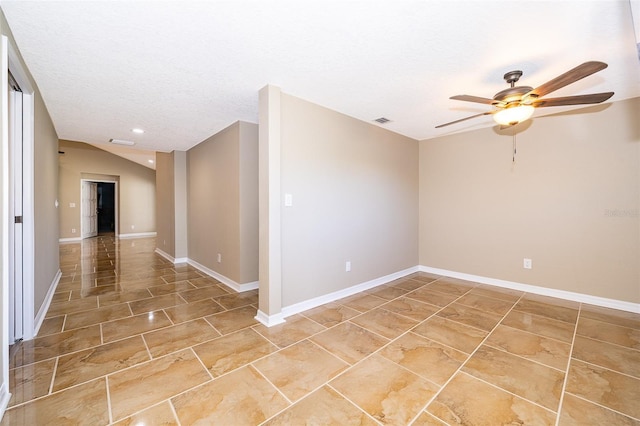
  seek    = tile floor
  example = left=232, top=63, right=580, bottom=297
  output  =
left=2, top=235, right=639, bottom=425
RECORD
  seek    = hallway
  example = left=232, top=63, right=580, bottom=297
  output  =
left=1, top=235, right=639, bottom=424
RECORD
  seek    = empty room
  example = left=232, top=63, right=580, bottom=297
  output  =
left=0, top=1, right=638, bottom=425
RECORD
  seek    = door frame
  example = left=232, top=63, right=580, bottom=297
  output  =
left=80, top=178, right=119, bottom=238
left=4, top=36, right=35, bottom=341
left=8, top=72, right=23, bottom=344
left=80, top=180, right=98, bottom=239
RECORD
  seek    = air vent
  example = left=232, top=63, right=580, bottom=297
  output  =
left=373, top=117, right=391, bottom=124
left=109, top=138, right=135, bottom=146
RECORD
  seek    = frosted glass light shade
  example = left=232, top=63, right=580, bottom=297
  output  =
left=493, top=105, right=535, bottom=126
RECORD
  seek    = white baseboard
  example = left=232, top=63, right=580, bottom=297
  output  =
left=58, top=237, right=82, bottom=243
left=154, top=248, right=189, bottom=265
left=420, top=266, right=640, bottom=314
left=255, top=309, right=286, bottom=327
left=0, top=382, right=10, bottom=422
left=187, top=258, right=259, bottom=293
left=153, top=250, right=258, bottom=293
left=118, top=232, right=157, bottom=239
left=33, top=269, right=62, bottom=338
left=155, top=248, right=175, bottom=263
left=280, top=265, right=419, bottom=319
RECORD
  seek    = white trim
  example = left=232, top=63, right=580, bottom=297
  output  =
left=187, top=258, right=259, bottom=293
left=1, top=34, right=10, bottom=422
left=154, top=248, right=176, bottom=263
left=17, top=90, right=34, bottom=342
left=0, top=382, right=10, bottom=421
left=280, top=265, right=419, bottom=319
left=420, top=266, right=640, bottom=314
left=255, top=309, right=286, bottom=327
left=154, top=249, right=259, bottom=294
left=118, top=232, right=157, bottom=239
left=59, top=237, right=82, bottom=243
left=6, top=38, right=36, bottom=344
left=33, top=269, right=61, bottom=337
left=154, top=248, right=188, bottom=265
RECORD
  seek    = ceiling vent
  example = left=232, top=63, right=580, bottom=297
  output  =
left=109, top=138, right=135, bottom=146
left=373, top=117, right=391, bottom=124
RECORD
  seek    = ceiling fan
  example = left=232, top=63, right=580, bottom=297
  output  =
left=435, top=61, right=614, bottom=128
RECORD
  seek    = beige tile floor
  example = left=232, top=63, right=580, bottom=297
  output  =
left=2, top=235, right=639, bottom=425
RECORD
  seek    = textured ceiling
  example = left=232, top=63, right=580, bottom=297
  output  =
left=1, top=0, right=639, bottom=155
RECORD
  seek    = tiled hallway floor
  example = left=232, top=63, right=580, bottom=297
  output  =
left=2, top=235, right=639, bottom=425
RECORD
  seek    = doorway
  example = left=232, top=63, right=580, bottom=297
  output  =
left=97, top=182, right=115, bottom=234
left=81, top=177, right=118, bottom=239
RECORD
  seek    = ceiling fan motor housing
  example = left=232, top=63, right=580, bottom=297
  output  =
left=493, top=86, right=534, bottom=104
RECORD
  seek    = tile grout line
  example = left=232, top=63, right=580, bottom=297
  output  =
left=248, top=364, right=294, bottom=407
left=325, top=383, right=383, bottom=425
left=459, top=370, right=558, bottom=415
left=140, top=333, right=154, bottom=360
left=563, top=391, right=640, bottom=422
left=48, top=356, right=60, bottom=395
left=168, top=399, right=183, bottom=426
left=574, top=332, right=640, bottom=354
left=189, top=347, right=215, bottom=382
left=105, top=376, right=113, bottom=425
left=408, top=291, right=529, bottom=423
left=554, top=302, right=583, bottom=426
left=569, top=356, right=640, bottom=381
left=497, top=315, right=574, bottom=345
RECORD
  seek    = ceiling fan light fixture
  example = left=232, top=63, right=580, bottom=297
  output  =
left=493, top=105, right=534, bottom=126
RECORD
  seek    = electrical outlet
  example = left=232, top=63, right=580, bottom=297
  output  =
left=217, top=253, right=222, bottom=263
left=71, top=228, right=76, bottom=234
left=523, top=258, right=532, bottom=269
left=131, top=225, right=135, bottom=230
left=345, top=261, right=351, bottom=272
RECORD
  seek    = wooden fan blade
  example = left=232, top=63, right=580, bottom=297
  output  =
left=525, top=61, right=608, bottom=99
left=530, top=92, right=614, bottom=107
left=450, top=95, right=495, bottom=104
left=435, top=111, right=494, bottom=128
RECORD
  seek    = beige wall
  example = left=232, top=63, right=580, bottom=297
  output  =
left=187, top=121, right=259, bottom=284
left=155, top=151, right=175, bottom=256
left=1, top=10, right=60, bottom=400
left=280, top=93, right=419, bottom=307
left=33, top=81, right=60, bottom=313
left=239, top=122, right=259, bottom=282
left=58, top=140, right=156, bottom=239
left=419, top=97, right=640, bottom=304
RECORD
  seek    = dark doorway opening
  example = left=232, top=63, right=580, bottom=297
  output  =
left=97, top=182, right=115, bottom=234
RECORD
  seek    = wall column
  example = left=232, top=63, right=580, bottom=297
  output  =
left=255, top=85, right=285, bottom=326
left=173, top=151, right=188, bottom=261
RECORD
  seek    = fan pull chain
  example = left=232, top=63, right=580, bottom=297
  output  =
left=512, top=134, right=517, bottom=163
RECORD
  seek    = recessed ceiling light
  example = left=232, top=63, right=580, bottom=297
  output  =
left=148, top=159, right=154, bottom=164
left=132, top=128, right=145, bottom=134
left=109, top=138, right=135, bottom=146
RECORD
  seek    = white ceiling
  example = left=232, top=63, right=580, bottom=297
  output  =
left=1, top=0, right=639, bottom=156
